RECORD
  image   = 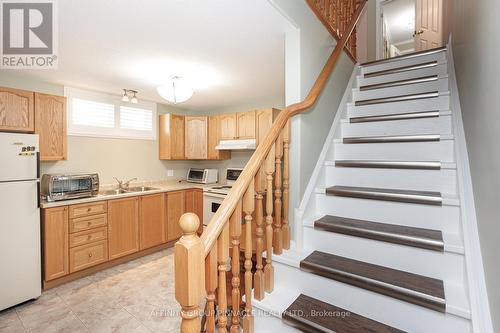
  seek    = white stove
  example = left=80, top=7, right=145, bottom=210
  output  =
left=203, top=168, right=243, bottom=225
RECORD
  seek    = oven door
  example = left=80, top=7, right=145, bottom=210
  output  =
left=50, top=176, right=93, bottom=198
left=203, top=192, right=225, bottom=226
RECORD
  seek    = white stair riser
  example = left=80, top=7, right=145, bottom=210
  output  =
left=303, top=227, right=465, bottom=284
left=332, top=140, right=455, bottom=162
left=273, top=262, right=471, bottom=333
left=254, top=312, right=302, bottom=333
left=348, top=95, right=450, bottom=118
left=361, top=52, right=447, bottom=75
left=342, top=115, right=452, bottom=137
left=325, top=166, right=457, bottom=193
left=353, top=77, right=449, bottom=101
left=315, top=194, right=461, bottom=234
left=358, top=63, right=448, bottom=87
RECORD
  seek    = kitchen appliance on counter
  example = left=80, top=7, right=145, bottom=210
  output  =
left=41, top=173, right=99, bottom=202
left=187, top=168, right=218, bottom=184
left=203, top=168, right=243, bottom=226
left=0, top=132, right=41, bottom=310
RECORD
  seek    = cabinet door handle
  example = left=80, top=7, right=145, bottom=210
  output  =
left=88, top=252, right=93, bottom=258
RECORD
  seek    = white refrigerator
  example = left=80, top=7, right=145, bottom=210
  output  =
left=0, top=132, right=41, bottom=310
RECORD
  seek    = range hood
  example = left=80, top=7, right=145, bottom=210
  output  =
left=216, top=139, right=256, bottom=150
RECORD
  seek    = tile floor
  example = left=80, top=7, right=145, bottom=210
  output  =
left=0, top=248, right=183, bottom=333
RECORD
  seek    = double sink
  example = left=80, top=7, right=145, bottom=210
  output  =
left=100, top=186, right=159, bottom=196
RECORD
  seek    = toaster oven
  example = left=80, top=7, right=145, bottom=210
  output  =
left=41, top=173, right=99, bottom=202
left=186, top=168, right=218, bottom=184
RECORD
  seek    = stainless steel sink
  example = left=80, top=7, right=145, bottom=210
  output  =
left=100, top=189, right=128, bottom=196
left=99, top=186, right=159, bottom=196
left=125, top=186, right=159, bottom=193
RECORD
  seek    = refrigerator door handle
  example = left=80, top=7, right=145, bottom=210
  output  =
left=36, top=181, right=40, bottom=208
left=36, top=152, right=40, bottom=179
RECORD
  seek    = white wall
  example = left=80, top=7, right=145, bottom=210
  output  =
left=269, top=0, right=355, bottom=237
left=446, top=0, right=500, bottom=330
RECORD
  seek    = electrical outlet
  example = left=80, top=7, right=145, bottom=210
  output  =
left=167, top=169, right=174, bottom=177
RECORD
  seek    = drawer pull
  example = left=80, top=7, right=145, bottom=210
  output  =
left=88, top=252, right=93, bottom=258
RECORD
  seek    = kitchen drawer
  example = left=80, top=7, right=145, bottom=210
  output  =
left=69, top=227, right=107, bottom=248
left=69, top=213, right=107, bottom=233
left=69, top=240, right=108, bottom=273
left=69, top=201, right=107, bottom=219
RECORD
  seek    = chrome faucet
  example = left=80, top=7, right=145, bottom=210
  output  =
left=113, top=177, right=137, bottom=190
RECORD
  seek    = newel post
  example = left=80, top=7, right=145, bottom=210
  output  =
left=175, top=213, right=205, bottom=333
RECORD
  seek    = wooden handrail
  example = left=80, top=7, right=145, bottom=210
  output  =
left=200, top=0, right=367, bottom=257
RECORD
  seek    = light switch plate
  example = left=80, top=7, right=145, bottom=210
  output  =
left=167, top=169, right=174, bottom=177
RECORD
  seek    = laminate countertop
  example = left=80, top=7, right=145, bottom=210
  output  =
left=40, top=180, right=212, bottom=209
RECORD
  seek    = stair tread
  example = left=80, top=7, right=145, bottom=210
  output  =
left=326, top=185, right=442, bottom=206
left=315, top=215, right=444, bottom=251
left=334, top=160, right=442, bottom=170
left=363, top=61, right=438, bottom=78
left=355, top=91, right=439, bottom=106
left=300, top=251, right=446, bottom=312
left=283, top=294, right=406, bottom=333
left=359, top=75, right=440, bottom=91
left=349, top=110, right=440, bottom=123
left=361, top=46, right=446, bottom=67
left=343, top=134, right=441, bottom=144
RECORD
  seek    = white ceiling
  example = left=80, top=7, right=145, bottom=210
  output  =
left=2, top=0, right=291, bottom=111
left=382, top=0, right=416, bottom=45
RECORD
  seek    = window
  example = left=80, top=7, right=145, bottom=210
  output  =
left=65, top=87, right=157, bottom=140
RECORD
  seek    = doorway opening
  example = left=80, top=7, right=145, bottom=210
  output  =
left=376, top=0, right=445, bottom=60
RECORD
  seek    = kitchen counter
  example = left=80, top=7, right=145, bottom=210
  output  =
left=40, top=180, right=212, bottom=208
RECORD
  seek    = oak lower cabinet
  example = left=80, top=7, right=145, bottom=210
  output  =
left=185, top=188, right=204, bottom=233
left=42, top=206, right=69, bottom=281
left=159, top=113, right=185, bottom=160
left=139, top=193, right=166, bottom=250
left=166, top=191, right=186, bottom=242
left=0, top=86, right=35, bottom=132
left=34, top=93, right=67, bottom=161
left=108, top=197, right=140, bottom=260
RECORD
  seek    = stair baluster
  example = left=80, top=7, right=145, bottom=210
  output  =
left=204, top=246, right=217, bottom=333
left=273, top=132, right=284, bottom=254
left=230, top=202, right=242, bottom=333
left=264, top=149, right=275, bottom=292
left=253, top=172, right=265, bottom=300
left=243, top=179, right=255, bottom=333
left=217, top=222, right=230, bottom=333
left=282, top=121, right=291, bottom=250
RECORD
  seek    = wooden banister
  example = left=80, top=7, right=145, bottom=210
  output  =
left=200, top=0, right=367, bottom=257
left=176, top=1, right=367, bottom=332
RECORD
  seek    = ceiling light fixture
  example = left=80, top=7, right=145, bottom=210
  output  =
left=157, top=76, right=193, bottom=104
left=122, top=89, right=138, bottom=103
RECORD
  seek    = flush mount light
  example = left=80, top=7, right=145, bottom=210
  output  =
left=157, top=76, right=193, bottom=104
left=122, top=89, right=138, bottom=103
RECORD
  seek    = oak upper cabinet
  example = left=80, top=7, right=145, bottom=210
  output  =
left=166, top=191, right=185, bottom=242
left=34, top=93, right=67, bottom=161
left=185, top=116, right=208, bottom=159
left=0, top=86, right=34, bottom=132
left=207, top=115, right=231, bottom=160
left=219, top=113, right=237, bottom=140
left=159, top=114, right=185, bottom=160
left=236, top=110, right=256, bottom=139
left=139, top=193, right=166, bottom=250
left=108, top=197, right=140, bottom=260
left=42, top=206, right=69, bottom=281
